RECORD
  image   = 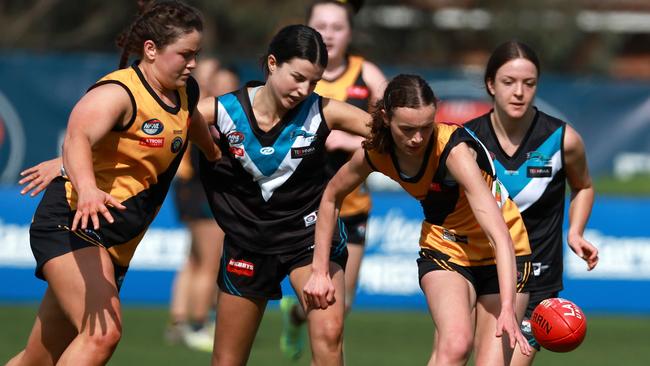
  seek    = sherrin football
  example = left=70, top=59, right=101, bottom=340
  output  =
left=531, top=297, right=587, bottom=352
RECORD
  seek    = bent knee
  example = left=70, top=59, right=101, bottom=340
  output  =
left=82, top=324, right=122, bottom=352
left=436, top=333, right=473, bottom=362
left=311, top=317, right=344, bottom=347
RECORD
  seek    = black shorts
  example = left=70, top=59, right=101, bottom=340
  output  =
left=29, top=178, right=128, bottom=290
left=173, top=178, right=213, bottom=222
left=218, top=236, right=348, bottom=300
left=520, top=289, right=560, bottom=351
left=417, top=249, right=533, bottom=296
left=340, top=213, right=368, bottom=246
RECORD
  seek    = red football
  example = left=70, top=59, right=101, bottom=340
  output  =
left=531, top=298, right=587, bottom=352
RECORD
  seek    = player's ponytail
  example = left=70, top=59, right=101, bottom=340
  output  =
left=116, top=0, right=203, bottom=69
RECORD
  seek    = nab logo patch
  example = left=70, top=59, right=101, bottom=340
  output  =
left=227, top=131, right=245, bottom=145
left=227, top=258, right=254, bottom=277
left=141, top=119, right=164, bottom=135
left=171, top=137, right=183, bottom=153
left=139, top=137, right=164, bottom=148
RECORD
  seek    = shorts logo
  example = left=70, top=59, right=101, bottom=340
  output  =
left=171, top=137, right=183, bottom=153
left=304, top=211, right=318, bottom=227
left=229, top=146, right=244, bottom=157
left=527, top=166, right=552, bottom=178
left=260, top=146, right=275, bottom=155
left=347, top=85, right=369, bottom=100
left=141, top=119, right=164, bottom=135
left=291, top=146, right=316, bottom=159
left=227, top=131, right=245, bottom=145
left=139, top=137, right=164, bottom=148
left=532, top=262, right=542, bottom=276
left=226, top=258, right=254, bottom=277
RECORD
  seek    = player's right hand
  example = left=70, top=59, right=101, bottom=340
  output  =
left=72, top=187, right=127, bottom=231
left=303, top=271, right=336, bottom=310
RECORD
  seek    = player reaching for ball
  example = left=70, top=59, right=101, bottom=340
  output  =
left=304, top=74, right=533, bottom=365
left=464, top=40, right=599, bottom=365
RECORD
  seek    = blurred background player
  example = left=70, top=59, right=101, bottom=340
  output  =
left=280, top=0, right=387, bottom=360
left=304, top=74, right=533, bottom=365
left=6, top=1, right=220, bottom=364
left=165, top=57, right=240, bottom=352
left=464, top=40, right=599, bottom=365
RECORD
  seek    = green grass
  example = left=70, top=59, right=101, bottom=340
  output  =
left=1, top=305, right=649, bottom=365
left=594, top=174, right=650, bottom=195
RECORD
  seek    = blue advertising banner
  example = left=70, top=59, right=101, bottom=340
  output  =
left=2, top=186, right=649, bottom=314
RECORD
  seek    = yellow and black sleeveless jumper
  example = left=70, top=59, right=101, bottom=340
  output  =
left=365, top=123, right=531, bottom=266
left=316, top=55, right=371, bottom=218
left=30, top=64, right=199, bottom=284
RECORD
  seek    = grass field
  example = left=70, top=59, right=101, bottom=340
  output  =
left=1, top=305, right=649, bottom=365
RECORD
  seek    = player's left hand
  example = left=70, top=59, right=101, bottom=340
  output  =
left=496, top=306, right=532, bottom=356
left=302, top=270, right=336, bottom=310
left=19, top=157, right=63, bottom=197
left=567, top=233, right=599, bottom=270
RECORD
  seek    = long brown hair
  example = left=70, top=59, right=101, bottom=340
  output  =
left=363, top=74, right=437, bottom=154
left=116, top=0, right=203, bottom=69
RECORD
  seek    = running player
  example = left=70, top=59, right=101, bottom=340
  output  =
left=464, top=40, right=599, bottom=365
left=6, top=2, right=220, bottom=365
left=197, top=24, right=370, bottom=366
left=280, top=0, right=387, bottom=359
left=304, top=74, right=533, bottom=365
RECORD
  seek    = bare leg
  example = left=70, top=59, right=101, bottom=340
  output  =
left=421, top=271, right=476, bottom=366
left=290, top=262, right=346, bottom=366
left=211, top=291, right=266, bottom=366
left=343, top=243, right=364, bottom=315
left=474, top=292, right=529, bottom=366
left=10, top=246, right=123, bottom=366
left=6, top=288, right=77, bottom=366
left=187, top=220, right=223, bottom=324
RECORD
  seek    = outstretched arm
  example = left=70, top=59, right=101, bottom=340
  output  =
left=303, top=148, right=372, bottom=310
left=446, top=142, right=531, bottom=356
left=564, top=125, right=598, bottom=270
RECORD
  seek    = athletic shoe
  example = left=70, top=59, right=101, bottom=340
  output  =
left=280, top=296, right=306, bottom=360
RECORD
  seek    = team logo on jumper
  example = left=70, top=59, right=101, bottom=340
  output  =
left=347, top=85, right=369, bottom=100
left=227, top=131, right=245, bottom=145
left=139, top=137, right=164, bottom=148
left=260, top=146, right=275, bottom=155
left=226, top=259, right=254, bottom=277
left=527, top=166, right=552, bottom=178
left=171, top=137, right=183, bottom=153
left=291, top=146, right=316, bottom=159
left=303, top=211, right=318, bottom=227
left=141, top=119, right=164, bottom=135
left=0, top=90, right=26, bottom=183
left=442, top=229, right=468, bottom=244
left=229, top=146, right=244, bottom=157
left=290, top=129, right=317, bottom=144
left=526, top=151, right=551, bottom=164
